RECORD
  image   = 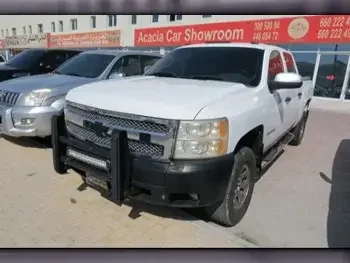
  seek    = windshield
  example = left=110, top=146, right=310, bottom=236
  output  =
left=54, top=53, right=115, bottom=78
left=146, top=47, right=264, bottom=87
left=6, top=49, right=45, bottom=69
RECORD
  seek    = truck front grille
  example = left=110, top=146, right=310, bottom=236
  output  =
left=0, top=90, right=20, bottom=105
left=66, top=121, right=164, bottom=158
left=64, top=101, right=177, bottom=159
left=66, top=104, right=169, bottom=134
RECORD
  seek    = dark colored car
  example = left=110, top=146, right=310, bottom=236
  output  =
left=0, top=49, right=81, bottom=82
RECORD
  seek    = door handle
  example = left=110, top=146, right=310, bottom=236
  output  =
left=297, top=92, right=302, bottom=99
left=285, top=97, right=292, bottom=103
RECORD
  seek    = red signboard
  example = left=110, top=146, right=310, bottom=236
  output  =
left=134, top=15, right=350, bottom=46
left=49, top=30, right=121, bottom=48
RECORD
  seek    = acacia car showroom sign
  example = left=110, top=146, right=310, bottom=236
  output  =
left=134, top=15, right=350, bottom=46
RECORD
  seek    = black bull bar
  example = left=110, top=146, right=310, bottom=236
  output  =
left=51, top=112, right=131, bottom=204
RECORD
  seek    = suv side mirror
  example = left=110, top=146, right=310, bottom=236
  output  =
left=269, top=72, right=303, bottom=90
left=109, top=72, right=126, bottom=79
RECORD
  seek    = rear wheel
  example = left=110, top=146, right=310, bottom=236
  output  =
left=289, top=110, right=308, bottom=146
left=205, top=147, right=256, bottom=227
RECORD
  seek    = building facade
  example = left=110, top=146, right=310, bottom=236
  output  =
left=0, top=14, right=349, bottom=102
left=0, top=15, right=302, bottom=46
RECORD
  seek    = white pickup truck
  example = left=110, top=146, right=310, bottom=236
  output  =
left=51, top=43, right=314, bottom=227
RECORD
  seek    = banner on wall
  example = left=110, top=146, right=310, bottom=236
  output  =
left=134, top=15, right=350, bottom=46
left=4, top=33, right=50, bottom=49
left=49, top=30, right=121, bottom=48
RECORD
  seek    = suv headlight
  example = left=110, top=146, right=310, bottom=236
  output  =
left=174, top=118, right=229, bottom=159
left=18, top=88, right=51, bottom=107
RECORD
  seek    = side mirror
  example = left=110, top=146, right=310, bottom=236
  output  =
left=144, top=65, right=152, bottom=73
left=269, top=73, right=303, bottom=90
left=109, top=72, right=125, bottom=79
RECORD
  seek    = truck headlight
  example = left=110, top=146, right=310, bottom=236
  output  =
left=18, top=88, right=51, bottom=107
left=174, top=118, right=229, bottom=159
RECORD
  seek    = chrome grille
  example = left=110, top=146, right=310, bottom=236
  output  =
left=66, top=121, right=164, bottom=158
left=0, top=91, right=20, bottom=105
left=66, top=104, right=169, bottom=134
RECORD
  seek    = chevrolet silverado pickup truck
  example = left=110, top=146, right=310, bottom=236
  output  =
left=51, top=43, right=314, bottom=227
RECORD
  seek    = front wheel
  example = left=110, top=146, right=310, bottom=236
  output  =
left=205, top=147, right=256, bottom=227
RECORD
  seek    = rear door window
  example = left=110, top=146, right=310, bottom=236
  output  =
left=140, top=55, right=162, bottom=73
left=282, top=52, right=297, bottom=73
left=110, top=55, right=142, bottom=77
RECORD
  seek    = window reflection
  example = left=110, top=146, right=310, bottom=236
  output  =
left=318, top=44, right=337, bottom=51
left=277, top=44, right=290, bottom=50
left=292, top=52, right=317, bottom=80
left=315, top=54, right=348, bottom=99
left=289, top=44, right=320, bottom=51
left=337, top=44, right=350, bottom=52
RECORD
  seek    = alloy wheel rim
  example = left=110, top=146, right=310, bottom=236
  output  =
left=233, top=164, right=251, bottom=210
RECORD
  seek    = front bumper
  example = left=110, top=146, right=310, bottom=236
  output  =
left=52, top=114, right=234, bottom=208
left=0, top=104, right=59, bottom=137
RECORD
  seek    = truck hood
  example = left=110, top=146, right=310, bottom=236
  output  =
left=66, top=76, right=249, bottom=120
left=0, top=73, right=93, bottom=93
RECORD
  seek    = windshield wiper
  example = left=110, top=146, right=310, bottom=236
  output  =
left=147, top=72, right=177, bottom=78
left=185, top=75, right=225, bottom=81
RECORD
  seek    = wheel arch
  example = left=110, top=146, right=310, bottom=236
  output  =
left=234, top=125, right=264, bottom=169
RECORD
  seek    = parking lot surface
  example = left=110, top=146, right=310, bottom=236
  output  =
left=0, top=136, right=253, bottom=248
left=0, top=107, right=348, bottom=248
left=206, top=108, right=349, bottom=247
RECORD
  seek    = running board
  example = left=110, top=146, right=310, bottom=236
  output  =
left=261, top=132, right=294, bottom=170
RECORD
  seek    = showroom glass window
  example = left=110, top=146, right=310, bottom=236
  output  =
left=291, top=53, right=317, bottom=80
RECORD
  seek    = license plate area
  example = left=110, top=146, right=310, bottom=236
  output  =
left=86, top=172, right=109, bottom=191
left=52, top=112, right=131, bottom=203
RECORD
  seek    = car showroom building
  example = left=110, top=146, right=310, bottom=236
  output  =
left=0, top=14, right=349, bottom=102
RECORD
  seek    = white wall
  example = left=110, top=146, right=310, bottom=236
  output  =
left=0, top=15, right=313, bottom=46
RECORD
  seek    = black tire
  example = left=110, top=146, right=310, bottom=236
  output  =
left=289, top=110, right=308, bottom=146
left=52, top=113, right=67, bottom=174
left=205, top=147, right=256, bottom=227
left=327, top=140, right=350, bottom=248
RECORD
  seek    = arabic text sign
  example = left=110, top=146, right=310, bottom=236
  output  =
left=135, top=15, right=350, bottom=46
left=4, top=33, right=49, bottom=48
left=50, top=30, right=121, bottom=48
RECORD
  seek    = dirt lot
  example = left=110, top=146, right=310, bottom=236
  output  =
left=203, top=108, right=350, bottom=247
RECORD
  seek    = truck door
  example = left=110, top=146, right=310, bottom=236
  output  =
left=264, top=50, right=295, bottom=149
left=282, top=51, right=303, bottom=128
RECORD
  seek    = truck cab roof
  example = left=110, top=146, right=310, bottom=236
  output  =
left=178, top=42, right=290, bottom=53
